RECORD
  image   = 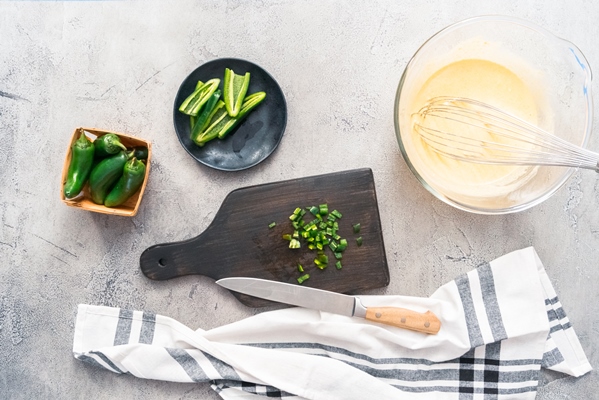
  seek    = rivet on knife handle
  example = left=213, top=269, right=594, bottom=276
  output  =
left=364, top=307, right=441, bottom=334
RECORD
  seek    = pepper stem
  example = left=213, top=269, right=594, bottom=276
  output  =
left=116, top=141, right=128, bottom=152
left=75, top=130, right=90, bottom=148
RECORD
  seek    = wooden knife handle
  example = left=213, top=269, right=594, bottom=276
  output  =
left=365, top=307, right=441, bottom=334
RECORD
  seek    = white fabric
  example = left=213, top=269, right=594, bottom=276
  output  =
left=73, top=247, right=591, bottom=399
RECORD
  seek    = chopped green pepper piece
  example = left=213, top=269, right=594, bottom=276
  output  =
left=329, top=241, right=338, bottom=252
left=297, top=274, right=310, bottom=284
left=334, top=252, right=343, bottom=260
left=282, top=234, right=292, bottom=241
left=319, top=204, right=328, bottom=215
left=337, top=238, right=348, bottom=252
left=309, top=206, right=319, bottom=216
left=289, top=207, right=302, bottom=221
left=331, top=210, right=343, bottom=219
left=298, top=264, right=304, bottom=273
left=289, top=238, right=301, bottom=249
left=335, top=261, right=342, bottom=270
left=314, top=256, right=327, bottom=269
left=268, top=222, right=276, bottom=229
left=353, top=223, right=361, bottom=233
left=356, top=237, right=363, bottom=246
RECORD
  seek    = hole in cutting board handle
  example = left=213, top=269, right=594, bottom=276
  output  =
left=158, top=258, right=167, bottom=268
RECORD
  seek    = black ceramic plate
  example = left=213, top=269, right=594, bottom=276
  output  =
left=173, top=58, right=287, bottom=171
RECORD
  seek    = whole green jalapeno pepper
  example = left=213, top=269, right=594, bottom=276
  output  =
left=104, top=158, right=146, bottom=207
left=94, top=133, right=127, bottom=158
left=64, top=130, right=95, bottom=199
left=132, top=146, right=149, bottom=161
left=89, top=150, right=133, bottom=204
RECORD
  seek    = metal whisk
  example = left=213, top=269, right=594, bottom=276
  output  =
left=413, top=96, right=599, bottom=172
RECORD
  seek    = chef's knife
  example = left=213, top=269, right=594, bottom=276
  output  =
left=216, top=277, right=441, bottom=334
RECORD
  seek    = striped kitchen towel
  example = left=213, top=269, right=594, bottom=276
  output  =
left=73, top=247, right=591, bottom=399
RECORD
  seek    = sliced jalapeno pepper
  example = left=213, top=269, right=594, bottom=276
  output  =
left=104, top=158, right=146, bottom=207
left=64, top=130, right=95, bottom=199
left=191, top=90, right=222, bottom=144
left=193, top=101, right=227, bottom=146
left=223, top=68, right=250, bottom=117
left=195, top=91, right=266, bottom=145
left=179, top=78, right=220, bottom=116
left=94, top=133, right=127, bottom=158
left=89, top=150, right=132, bottom=204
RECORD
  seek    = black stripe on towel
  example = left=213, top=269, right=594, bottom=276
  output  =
left=201, top=350, right=241, bottom=380
left=477, top=264, right=507, bottom=341
left=139, top=311, right=156, bottom=344
left=483, top=342, right=501, bottom=399
left=166, top=348, right=209, bottom=382
left=542, top=346, right=565, bottom=368
left=78, top=354, right=114, bottom=372
left=549, top=322, right=572, bottom=334
left=113, top=309, right=133, bottom=346
left=458, top=348, right=475, bottom=399
left=89, top=351, right=125, bottom=374
left=212, top=380, right=296, bottom=398
left=455, top=274, right=484, bottom=348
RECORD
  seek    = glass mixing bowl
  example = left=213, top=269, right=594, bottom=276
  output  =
left=394, top=16, right=593, bottom=214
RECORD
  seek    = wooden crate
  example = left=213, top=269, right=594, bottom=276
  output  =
left=60, top=127, right=152, bottom=217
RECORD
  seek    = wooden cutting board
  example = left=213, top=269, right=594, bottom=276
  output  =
left=139, top=168, right=389, bottom=307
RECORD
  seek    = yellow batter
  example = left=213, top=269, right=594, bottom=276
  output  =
left=402, top=59, right=540, bottom=205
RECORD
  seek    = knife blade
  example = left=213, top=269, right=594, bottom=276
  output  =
left=216, top=277, right=441, bottom=334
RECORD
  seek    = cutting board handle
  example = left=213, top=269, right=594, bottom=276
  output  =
left=139, top=231, right=221, bottom=280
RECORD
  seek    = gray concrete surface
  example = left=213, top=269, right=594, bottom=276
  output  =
left=1, top=1, right=598, bottom=399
